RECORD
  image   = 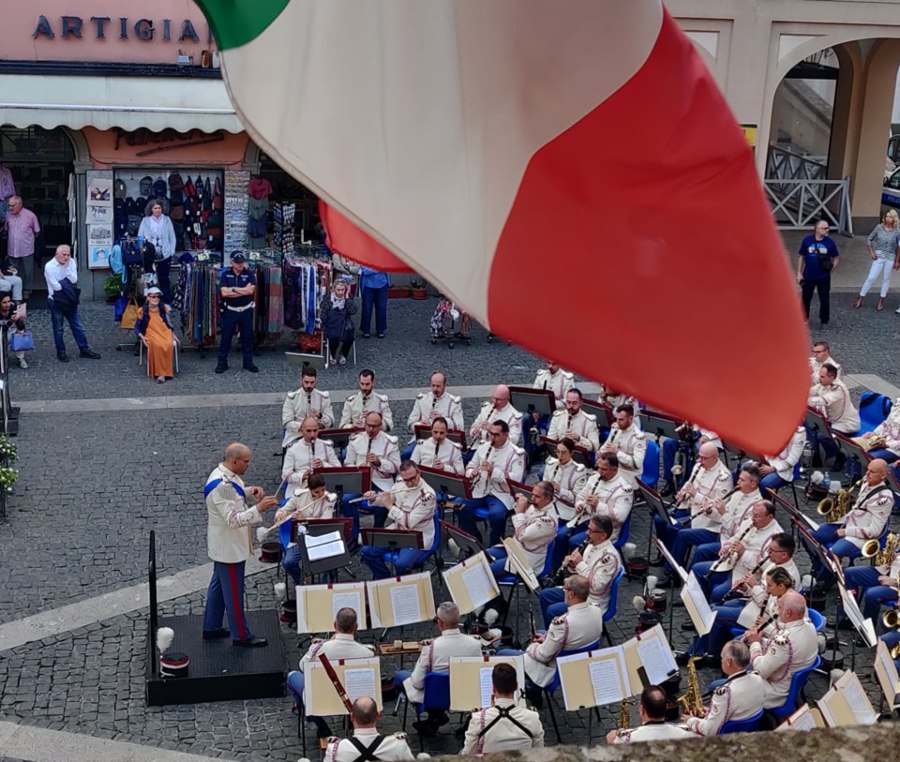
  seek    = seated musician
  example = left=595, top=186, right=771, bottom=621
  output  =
left=359, top=461, right=437, bottom=579
left=606, top=685, right=694, bottom=744
left=539, top=515, right=621, bottom=626
left=281, top=416, right=341, bottom=489
left=743, top=591, right=818, bottom=709
left=595, top=384, right=640, bottom=424
left=546, top=389, right=600, bottom=453
left=692, top=499, right=782, bottom=604
left=843, top=530, right=900, bottom=622
left=274, top=473, right=338, bottom=585
left=807, top=362, right=860, bottom=468
left=809, top=459, right=893, bottom=582
left=340, top=368, right=394, bottom=431
left=865, top=398, right=900, bottom=464
left=686, top=465, right=763, bottom=570
left=755, top=425, right=806, bottom=493
left=809, top=340, right=843, bottom=385
left=281, top=365, right=334, bottom=449
left=523, top=361, right=574, bottom=459
left=653, top=443, right=732, bottom=585
left=458, top=420, right=525, bottom=546
left=599, top=404, right=646, bottom=487
left=461, top=663, right=544, bottom=754
left=403, top=371, right=463, bottom=459
left=410, top=416, right=464, bottom=475
left=682, top=640, right=765, bottom=736
left=498, top=575, right=604, bottom=707
left=324, top=696, right=414, bottom=762
left=661, top=424, right=721, bottom=496
left=342, top=412, right=401, bottom=541
left=395, top=602, right=482, bottom=736
left=542, top=437, right=588, bottom=525
left=486, top=484, right=557, bottom=581
left=469, top=385, right=523, bottom=447
left=286, top=608, right=375, bottom=740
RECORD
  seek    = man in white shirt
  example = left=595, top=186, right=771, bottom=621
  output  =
left=403, top=371, right=463, bottom=459
left=281, top=416, right=341, bottom=489
left=809, top=340, right=842, bottom=386
left=758, top=425, right=806, bottom=493
left=44, top=245, right=100, bottom=362
left=281, top=366, right=335, bottom=448
left=607, top=685, right=695, bottom=744
left=324, top=697, right=414, bottom=762
left=462, top=664, right=544, bottom=754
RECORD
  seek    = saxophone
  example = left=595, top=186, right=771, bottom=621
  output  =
left=677, top=656, right=704, bottom=716
left=862, top=531, right=899, bottom=563
left=618, top=697, right=632, bottom=728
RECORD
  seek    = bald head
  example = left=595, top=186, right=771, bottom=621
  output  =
left=779, top=590, right=807, bottom=622
left=223, top=442, right=251, bottom=475
left=698, top=442, right=718, bottom=459
left=350, top=696, right=379, bottom=727
left=867, top=459, right=889, bottom=483
left=491, top=385, right=510, bottom=408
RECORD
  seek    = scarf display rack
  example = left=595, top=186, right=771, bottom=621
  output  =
left=172, top=260, right=221, bottom=349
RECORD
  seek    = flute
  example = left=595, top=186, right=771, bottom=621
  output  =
left=317, top=653, right=354, bottom=713
left=347, top=485, right=419, bottom=504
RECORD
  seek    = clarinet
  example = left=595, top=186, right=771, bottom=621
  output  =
left=567, top=474, right=602, bottom=528
left=742, top=613, right=777, bottom=642
left=689, top=485, right=739, bottom=521
left=707, top=521, right=755, bottom=576
left=722, top=552, right=771, bottom=601
left=433, top=438, right=442, bottom=469
left=471, top=445, right=493, bottom=489
left=548, top=538, right=590, bottom=587
left=674, top=466, right=702, bottom=509
left=309, top=439, right=316, bottom=476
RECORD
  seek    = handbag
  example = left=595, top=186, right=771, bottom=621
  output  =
left=120, top=298, right=140, bottom=330
left=114, top=295, right=127, bottom=322
left=9, top=331, right=34, bottom=352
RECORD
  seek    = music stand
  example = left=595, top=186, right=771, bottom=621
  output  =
left=638, top=482, right=677, bottom=559
left=361, top=529, right=424, bottom=578
left=413, top=425, right=467, bottom=446
left=418, top=465, right=473, bottom=501
left=540, top=436, right=591, bottom=466
left=297, top=525, right=352, bottom=579
left=641, top=412, right=681, bottom=442
left=320, top=466, right=370, bottom=501
left=443, top=522, right=484, bottom=560
left=833, top=432, right=871, bottom=480
left=720, top=439, right=766, bottom=471
left=804, top=406, right=831, bottom=436
left=319, top=428, right=362, bottom=451
left=293, top=517, right=355, bottom=546
left=580, top=400, right=613, bottom=428
left=285, top=351, right=324, bottom=370
left=767, top=489, right=819, bottom=533
left=507, top=479, right=533, bottom=499
left=508, top=386, right=556, bottom=417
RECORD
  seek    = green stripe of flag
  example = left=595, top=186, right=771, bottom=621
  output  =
left=193, top=0, right=290, bottom=51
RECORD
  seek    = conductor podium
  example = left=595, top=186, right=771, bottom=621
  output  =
left=145, top=532, right=285, bottom=706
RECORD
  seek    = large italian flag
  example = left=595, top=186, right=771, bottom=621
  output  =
left=196, top=0, right=809, bottom=453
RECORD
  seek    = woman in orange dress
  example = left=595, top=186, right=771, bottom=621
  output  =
left=134, top=287, right=176, bottom=383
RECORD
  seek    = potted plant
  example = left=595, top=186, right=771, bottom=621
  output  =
left=409, top=277, right=428, bottom=300
left=103, top=274, right=121, bottom=304
left=387, top=283, right=410, bottom=299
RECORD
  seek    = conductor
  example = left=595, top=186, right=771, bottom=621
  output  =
left=202, top=442, right=278, bottom=646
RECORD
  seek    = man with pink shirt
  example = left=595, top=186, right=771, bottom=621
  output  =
left=3, top=196, right=40, bottom=299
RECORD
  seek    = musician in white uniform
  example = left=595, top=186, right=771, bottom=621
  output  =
left=744, top=591, right=818, bottom=709
left=539, top=515, right=622, bottom=625
left=523, top=362, right=574, bottom=455
left=459, top=420, right=526, bottom=545
left=410, top=416, right=464, bottom=475
left=286, top=608, right=375, bottom=738
left=564, top=453, right=633, bottom=561
left=325, top=696, right=414, bottom=762
left=807, top=362, right=860, bottom=467
left=600, top=404, right=646, bottom=486
left=546, top=389, right=600, bottom=452
left=542, top=437, right=588, bottom=523
left=360, top=461, right=437, bottom=578
left=274, top=473, right=338, bottom=584
left=653, top=443, right=733, bottom=578
left=682, top=640, right=765, bottom=736
left=866, top=398, right=900, bottom=464
left=487, top=484, right=557, bottom=580
left=844, top=528, right=900, bottom=622
left=462, top=664, right=544, bottom=754
left=757, top=424, right=806, bottom=493
left=809, top=340, right=843, bottom=386
left=607, top=686, right=695, bottom=744
left=340, top=369, right=394, bottom=431
left=403, top=371, right=463, bottom=459
left=810, top=459, right=894, bottom=581
left=281, top=365, right=335, bottom=448
left=281, top=416, right=341, bottom=488
left=343, top=412, right=401, bottom=541
left=469, top=384, right=523, bottom=446
left=395, top=602, right=482, bottom=734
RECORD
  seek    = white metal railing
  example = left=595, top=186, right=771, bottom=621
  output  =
left=766, top=145, right=827, bottom=181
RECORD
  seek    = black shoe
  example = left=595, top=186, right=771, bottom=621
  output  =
left=412, top=719, right=440, bottom=737
left=57, top=353, right=69, bottom=363
left=680, top=621, right=697, bottom=632
left=430, top=710, right=450, bottom=727
left=656, top=575, right=681, bottom=589
left=202, top=628, right=230, bottom=640
left=660, top=482, right=676, bottom=497
left=79, top=349, right=101, bottom=359
left=244, top=363, right=259, bottom=373
left=215, top=364, right=228, bottom=374
left=233, top=636, right=268, bottom=647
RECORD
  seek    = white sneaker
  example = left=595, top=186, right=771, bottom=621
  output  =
left=18, top=357, right=28, bottom=369
left=896, top=306, right=900, bottom=314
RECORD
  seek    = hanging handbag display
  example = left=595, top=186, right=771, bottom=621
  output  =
left=9, top=331, right=34, bottom=352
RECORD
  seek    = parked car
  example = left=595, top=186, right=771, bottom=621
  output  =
left=882, top=166, right=900, bottom=207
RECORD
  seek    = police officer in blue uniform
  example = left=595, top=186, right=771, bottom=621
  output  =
left=216, top=252, right=259, bottom=374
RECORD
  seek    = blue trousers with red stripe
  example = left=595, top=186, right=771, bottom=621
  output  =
left=203, top=560, right=252, bottom=640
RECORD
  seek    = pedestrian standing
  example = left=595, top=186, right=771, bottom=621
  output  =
left=44, top=245, right=100, bottom=363
left=215, top=252, right=258, bottom=374
left=855, top=209, right=900, bottom=312
left=797, top=219, right=840, bottom=329
left=359, top=266, right=389, bottom=338
left=3, top=196, right=40, bottom=300
left=137, top=199, right=177, bottom=303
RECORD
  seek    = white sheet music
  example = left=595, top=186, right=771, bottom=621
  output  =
left=390, top=585, right=421, bottom=626
left=343, top=668, right=377, bottom=703
left=681, top=573, right=717, bottom=635
left=462, top=563, right=497, bottom=610
left=636, top=636, right=677, bottom=686
left=841, top=673, right=877, bottom=725
left=778, top=705, right=817, bottom=731
left=589, top=658, right=625, bottom=706
left=332, top=591, right=361, bottom=619
left=306, top=531, right=345, bottom=561
left=479, top=667, right=494, bottom=708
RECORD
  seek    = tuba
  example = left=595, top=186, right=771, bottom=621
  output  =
left=862, top=532, right=899, bottom=563
left=676, top=656, right=704, bottom=716
left=816, top=479, right=863, bottom=522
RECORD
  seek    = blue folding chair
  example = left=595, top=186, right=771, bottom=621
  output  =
left=613, top=513, right=632, bottom=550
left=859, top=392, right=892, bottom=435
left=380, top=510, right=442, bottom=576
left=401, top=672, right=451, bottom=750
left=640, top=440, right=661, bottom=489
left=807, top=608, right=826, bottom=632
left=768, top=655, right=821, bottom=720
left=720, top=708, right=764, bottom=734
left=602, top=568, right=626, bottom=645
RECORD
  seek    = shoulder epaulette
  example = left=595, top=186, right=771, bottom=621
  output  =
left=346, top=393, right=358, bottom=402
left=376, top=392, right=390, bottom=402
left=320, top=390, right=330, bottom=399
left=386, top=434, right=398, bottom=444
left=583, top=412, right=597, bottom=422
left=286, top=390, right=297, bottom=399
left=416, top=392, right=425, bottom=400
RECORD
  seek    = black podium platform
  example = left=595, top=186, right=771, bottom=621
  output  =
left=145, top=611, right=286, bottom=706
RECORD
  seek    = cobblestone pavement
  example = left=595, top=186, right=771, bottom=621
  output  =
left=1, top=259, right=899, bottom=761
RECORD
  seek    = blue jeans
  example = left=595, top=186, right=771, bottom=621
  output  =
left=360, top=285, right=388, bottom=334
left=48, top=299, right=89, bottom=356
left=287, top=670, right=331, bottom=734
left=843, top=566, right=898, bottom=621
left=361, top=545, right=428, bottom=579
left=459, top=495, right=509, bottom=546
left=203, top=560, right=252, bottom=640
left=670, top=527, right=718, bottom=570
left=759, top=472, right=788, bottom=493
left=689, top=542, right=722, bottom=566
left=539, top=587, right=566, bottom=628
left=810, top=522, right=862, bottom=580
left=868, top=449, right=899, bottom=465
left=283, top=544, right=303, bottom=585
left=217, top=307, right=254, bottom=367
